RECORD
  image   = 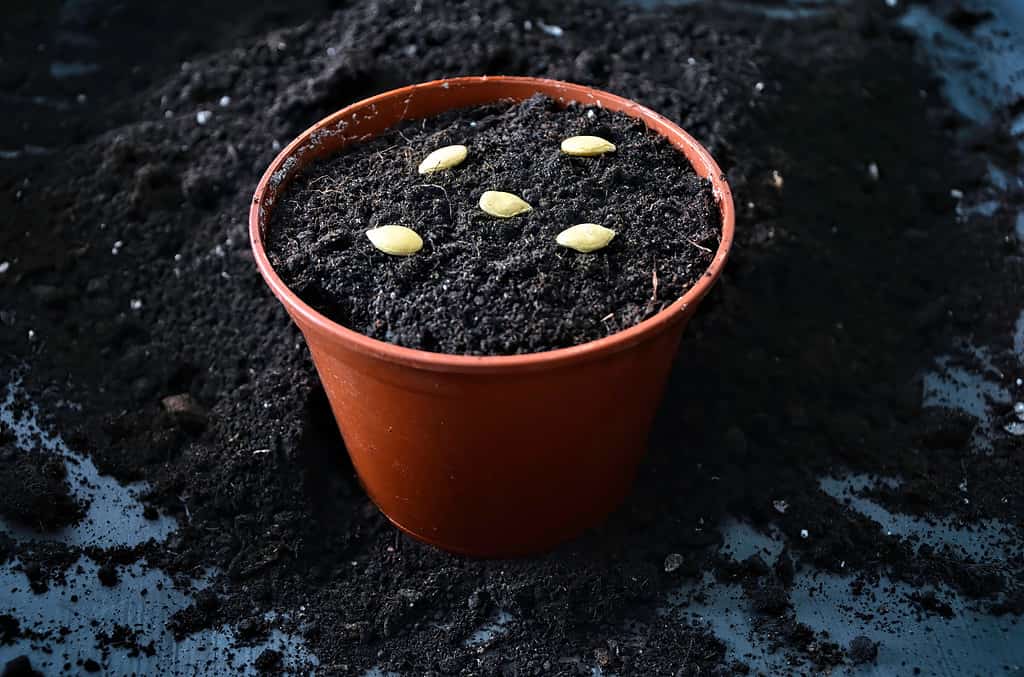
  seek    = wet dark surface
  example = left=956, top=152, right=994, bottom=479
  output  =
left=1, top=0, right=1023, bottom=675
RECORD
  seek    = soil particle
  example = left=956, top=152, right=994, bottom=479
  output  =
left=254, top=649, right=282, bottom=672
left=81, top=658, right=101, bottom=673
left=95, top=624, right=157, bottom=658
left=750, top=581, right=791, bottom=616
left=234, top=616, right=270, bottom=644
left=909, top=590, right=956, bottom=619
left=96, top=564, right=119, bottom=587
left=0, top=615, right=23, bottom=646
left=160, top=393, right=209, bottom=433
left=945, top=4, right=994, bottom=32
left=1, top=656, right=41, bottom=677
left=168, top=590, right=221, bottom=639
left=848, top=635, right=879, bottom=665
left=267, top=95, right=718, bottom=355
left=0, top=442, right=84, bottom=530
left=664, top=553, right=684, bottom=573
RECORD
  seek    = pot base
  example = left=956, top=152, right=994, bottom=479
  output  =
left=375, top=485, right=631, bottom=559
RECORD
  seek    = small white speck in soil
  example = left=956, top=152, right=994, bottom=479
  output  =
left=799, top=529, right=809, bottom=539
left=0, top=261, right=9, bottom=274
left=196, top=110, right=213, bottom=125
left=218, top=95, right=231, bottom=107
left=537, top=20, right=564, bottom=37
left=130, top=299, right=143, bottom=311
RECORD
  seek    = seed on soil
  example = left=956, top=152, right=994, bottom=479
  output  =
left=556, top=223, right=616, bottom=253
left=478, top=191, right=532, bottom=218
left=417, top=144, right=468, bottom=174
left=366, top=225, right=423, bottom=256
left=560, top=135, right=616, bottom=156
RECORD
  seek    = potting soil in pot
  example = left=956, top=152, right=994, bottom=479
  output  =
left=1, top=0, right=1022, bottom=675
left=267, top=95, right=719, bottom=355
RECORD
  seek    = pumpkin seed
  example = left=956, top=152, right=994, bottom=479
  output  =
left=366, top=225, right=423, bottom=256
left=479, top=191, right=532, bottom=218
left=560, top=135, right=616, bottom=157
left=417, top=144, right=468, bottom=174
left=556, top=223, right=616, bottom=253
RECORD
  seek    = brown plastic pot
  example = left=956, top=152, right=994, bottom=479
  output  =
left=250, top=76, right=734, bottom=557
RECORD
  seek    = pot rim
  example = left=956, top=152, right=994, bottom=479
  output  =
left=249, top=76, right=735, bottom=373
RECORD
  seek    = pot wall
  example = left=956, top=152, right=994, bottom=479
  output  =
left=296, top=307, right=691, bottom=555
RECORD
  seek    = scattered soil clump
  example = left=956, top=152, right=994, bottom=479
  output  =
left=0, top=441, right=83, bottom=531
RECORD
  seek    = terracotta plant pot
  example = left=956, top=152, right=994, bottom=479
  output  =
left=249, top=76, right=735, bottom=557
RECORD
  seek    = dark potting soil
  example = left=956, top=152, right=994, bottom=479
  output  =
left=1, top=0, right=1022, bottom=675
left=267, top=96, right=718, bottom=355
left=1, top=655, right=42, bottom=677
left=0, top=429, right=84, bottom=531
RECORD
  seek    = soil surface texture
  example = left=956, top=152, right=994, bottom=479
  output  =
left=0, top=422, right=83, bottom=531
left=1, top=0, right=1022, bottom=675
left=267, top=95, right=718, bottom=355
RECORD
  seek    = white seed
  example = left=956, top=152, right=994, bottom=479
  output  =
left=560, top=135, right=616, bottom=157
left=417, top=144, right=468, bottom=174
left=556, top=223, right=616, bottom=253
left=366, top=225, right=423, bottom=256
left=479, top=191, right=532, bottom=218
